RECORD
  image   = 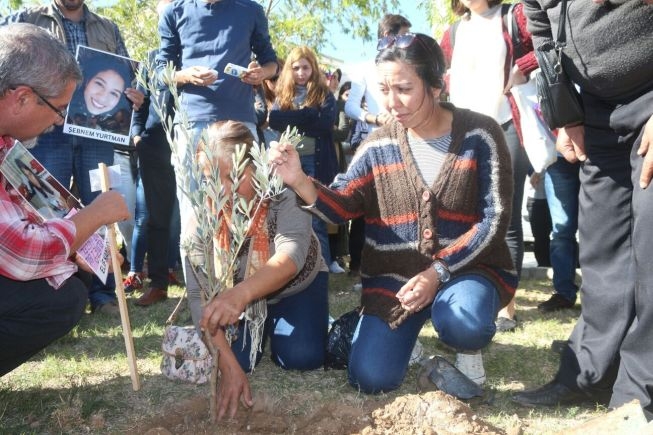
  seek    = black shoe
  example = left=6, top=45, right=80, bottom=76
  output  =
left=551, top=339, right=569, bottom=354
left=538, top=294, right=575, bottom=312
left=495, top=316, right=517, bottom=332
left=512, top=381, right=586, bottom=407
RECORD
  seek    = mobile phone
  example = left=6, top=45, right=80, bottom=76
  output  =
left=224, top=63, right=248, bottom=78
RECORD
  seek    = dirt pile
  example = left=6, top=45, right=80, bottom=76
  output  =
left=138, top=391, right=506, bottom=435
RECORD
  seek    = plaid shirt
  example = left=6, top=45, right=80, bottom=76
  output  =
left=56, top=6, right=129, bottom=57
left=0, top=137, right=77, bottom=289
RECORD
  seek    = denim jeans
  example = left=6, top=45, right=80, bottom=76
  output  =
left=300, top=154, right=331, bottom=265
left=32, top=126, right=117, bottom=309
left=544, top=156, right=580, bottom=302
left=113, top=151, right=137, bottom=260
left=130, top=177, right=181, bottom=271
left=348, top=274, right=500, bottom=393
left=129, top=175, right=148, bottom=272
left=230, top=272, right=329, bottom=372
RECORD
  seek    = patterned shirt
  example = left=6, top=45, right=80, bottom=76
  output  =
left=54, top=5, right=129, bottom=57
left=0, top=137, right=77, bottom=289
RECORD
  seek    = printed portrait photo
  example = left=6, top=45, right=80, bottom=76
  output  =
left=63, top=46, right=138, bottom=146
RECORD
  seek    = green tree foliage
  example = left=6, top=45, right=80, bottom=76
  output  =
left=3, top=0, right=442, bottom=63
left=95, top=0, right=158, bottom=62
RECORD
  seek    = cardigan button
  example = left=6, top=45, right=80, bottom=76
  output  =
left=423, top=228, right=433, bottom=239
left=422, top=190, right=431, bottom=201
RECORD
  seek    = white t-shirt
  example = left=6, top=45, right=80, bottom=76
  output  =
left=449, top=6, right=512, bottom=125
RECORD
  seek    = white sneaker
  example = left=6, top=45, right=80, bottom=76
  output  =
left=329, top=260, right=346, bottom=273
left=455, top=350, right=486, bottom=386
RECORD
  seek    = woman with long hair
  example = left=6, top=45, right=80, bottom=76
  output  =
left=268, top=46, right=337, bottom=267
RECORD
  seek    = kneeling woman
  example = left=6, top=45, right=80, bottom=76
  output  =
left=271, top=33, right=516, bottom=394
left=188, top=121, right=329, bottom=419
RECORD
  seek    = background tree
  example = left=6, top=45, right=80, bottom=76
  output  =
left=3, top=1, right=442, bottom=63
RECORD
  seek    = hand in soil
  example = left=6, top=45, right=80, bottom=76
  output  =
left=216, top=357, right=254, bottom=420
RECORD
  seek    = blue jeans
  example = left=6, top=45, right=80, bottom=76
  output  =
left=231, top=272, right=329, bottom=372
left=113, top=151, right=137, bottom=260
left=129, top=173, right=181, bottom=275
left=300, top=154, right=331, bottom=265
left=544, top=157, right=580, bottom=302
left=348, top=274, right=500, bottom=393
left=32, top=126, right=116, bottom=309
left=129, top=175, right=148, bottom=272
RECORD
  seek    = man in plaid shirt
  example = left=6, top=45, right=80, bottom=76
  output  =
left=2, top=0, right=144, bottom=315
left=0, top=24, right=129, bottom=377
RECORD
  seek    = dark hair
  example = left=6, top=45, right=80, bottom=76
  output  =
left=338, top=81, right=352, bottom=100
left=377, top=14, right=412, bottom=39
left=74, top=47, right=136, bottom=116
left=333, top=68, right=342, bottom=82
left=451, top=0, right=503, bottom=17
left=375, top=33, right=446, bottom=90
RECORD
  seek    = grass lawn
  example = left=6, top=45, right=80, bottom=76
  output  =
left=0, top=272, right=604, bottom=434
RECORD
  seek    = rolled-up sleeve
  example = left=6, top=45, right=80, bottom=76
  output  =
left=0, top=199, right=77, bottom=288
left=272, top=190, right=312, bottom=273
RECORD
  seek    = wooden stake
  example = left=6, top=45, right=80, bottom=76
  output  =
left=99, top=163, right=141, bottom=391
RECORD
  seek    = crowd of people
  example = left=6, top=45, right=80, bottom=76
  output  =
left=1, top=0, right=652, bottom=424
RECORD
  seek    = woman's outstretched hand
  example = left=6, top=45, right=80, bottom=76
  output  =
left=269, top=140, right=304, bottom=188
left=269, top=140, right=319, bottom=206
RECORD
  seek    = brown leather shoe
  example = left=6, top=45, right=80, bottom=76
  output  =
left=135, top=287, right=168, bottom=306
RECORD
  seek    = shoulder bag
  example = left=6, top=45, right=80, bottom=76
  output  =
left=533, top=0, right=584, bottom=129
left=160, top=289, right=213, bottom=384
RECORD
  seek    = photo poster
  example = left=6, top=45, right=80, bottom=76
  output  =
left=0, top=141, right=110, bottom=283
left=63, top=46, right=139, bottom=146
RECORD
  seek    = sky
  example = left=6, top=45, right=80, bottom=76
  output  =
left=321, top=2, right=433, bottom=69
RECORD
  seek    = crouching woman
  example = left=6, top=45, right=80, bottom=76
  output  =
left=270, top=33, right=516, bottom=394
left=187, top=121, right=329, bottom=419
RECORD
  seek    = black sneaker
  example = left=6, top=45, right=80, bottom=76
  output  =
left=538, top=294, right=575, bottom=312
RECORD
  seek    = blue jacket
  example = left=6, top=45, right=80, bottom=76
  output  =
left=156, top=0, right=276, bottom=124
left=269, top=93, right=338, bottom=185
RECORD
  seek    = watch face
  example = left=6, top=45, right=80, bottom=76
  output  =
left=435, top=262, right=450, bottom=282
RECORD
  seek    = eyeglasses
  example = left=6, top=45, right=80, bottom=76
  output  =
left=377, top=32, right=418, bottom=51
left=30, top=87, right=67, bottom=120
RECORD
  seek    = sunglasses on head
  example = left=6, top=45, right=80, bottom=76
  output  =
left=377, top=33, right=419, bottom=51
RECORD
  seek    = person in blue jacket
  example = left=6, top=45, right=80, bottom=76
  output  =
left=268, top=45, right=338, bottom=267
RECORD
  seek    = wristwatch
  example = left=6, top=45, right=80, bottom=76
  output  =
left=432, top=260, right=451, bottom=284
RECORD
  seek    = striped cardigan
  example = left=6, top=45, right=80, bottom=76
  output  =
left=312, top=104, right=517, bottom=327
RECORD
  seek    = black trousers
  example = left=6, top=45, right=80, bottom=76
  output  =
left=0, top=275, right=87, bottom=376
left=555, top=91, right=653, bottom=416
left=348, top=217, right=365, bottom=272
left=137, top=128, right=177, bottom=289
left=527, top=196, right=552, bottom=267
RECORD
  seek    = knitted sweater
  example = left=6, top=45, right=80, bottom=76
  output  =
left=312, top=105, right=517, bottom=327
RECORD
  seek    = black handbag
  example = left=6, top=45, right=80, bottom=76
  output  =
left=533, top=0, right=584, bottom=129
